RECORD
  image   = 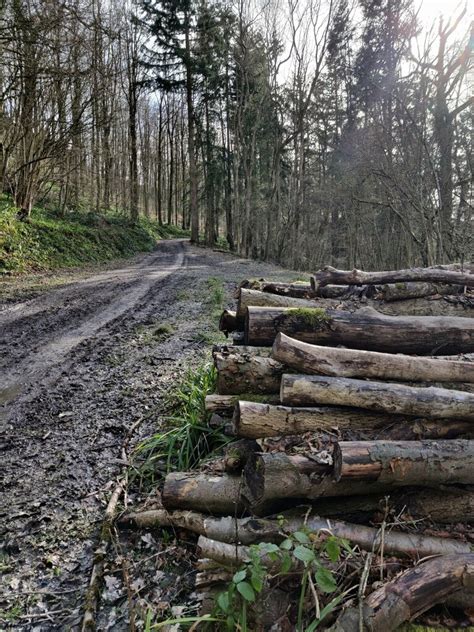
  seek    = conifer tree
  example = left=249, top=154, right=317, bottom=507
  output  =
left=140, top=0, right=200, bottom=242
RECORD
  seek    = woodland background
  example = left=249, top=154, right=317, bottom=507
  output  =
left=1, top=0, right=473, bottom=270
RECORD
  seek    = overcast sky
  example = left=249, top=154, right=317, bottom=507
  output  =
left=418, top=0, right=471, bottom=28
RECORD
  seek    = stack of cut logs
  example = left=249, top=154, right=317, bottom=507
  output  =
left=124, top=265, right=474, bottom=631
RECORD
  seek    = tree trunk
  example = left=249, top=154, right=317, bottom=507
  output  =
left=331, top=554, right=474, bottom=632
left=334, top=440, right=474, bottom=487
left=242, top=452, right=389, bottom=511
left=239, top=291, right=474, bottom=320
left=218, top=310, right=238, bottom=335
left=162, top=472, right=245, bottom=514
left=214, top=351, right=286, bottom=395
left=205, top=394, right=240, bottom=414
left=377, top=296, right=473, bottom=318
left=272, top=333, right=474, bottom=383
left=197, top=536, right=254, bottom=568
left=233, top=401, right=473, bottom=440
left=238, top=279, right=316, bottom=299
left=304, top=486, right=474, bottom=524
left=311, top=265, right=474, bottom=290
left=236, top=288, right=341, bottom=323
left=376, top=281, right=464, bottom=301
left=120, top=509, right=470, bottom=557
left=204, top=394, right=279, bottom=416
left=245, top=305, right=474, bottom=353
left=280, top=375, right=474, bottom=420
left=185, top=8, right=199, bottom=244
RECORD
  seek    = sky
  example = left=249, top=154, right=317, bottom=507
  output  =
left=417, top=0, right=472, bottom=28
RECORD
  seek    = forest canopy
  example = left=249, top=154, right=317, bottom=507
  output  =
left=0, top=0, right=472, bottom=269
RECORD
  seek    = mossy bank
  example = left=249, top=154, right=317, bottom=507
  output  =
left=0, top=195, right=189, bottom=275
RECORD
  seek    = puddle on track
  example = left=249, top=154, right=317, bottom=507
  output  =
left=0, top=382, right=22, bottom=405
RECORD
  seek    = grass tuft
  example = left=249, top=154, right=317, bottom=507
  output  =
left=135, top=362, right=229, bottom=480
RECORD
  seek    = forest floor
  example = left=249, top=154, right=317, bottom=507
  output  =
left=0, top=239, right=300, bottom=630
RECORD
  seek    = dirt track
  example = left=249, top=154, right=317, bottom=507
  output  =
left=0, top=240, right=297, bottom=630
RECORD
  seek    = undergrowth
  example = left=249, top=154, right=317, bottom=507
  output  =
left=0, top=194, right=189, bottom=274
left=192, top=276, right=227, bottom=345
left=135, top=362, right=229, bottom=481
left=149, top=527, right=355, bottom=631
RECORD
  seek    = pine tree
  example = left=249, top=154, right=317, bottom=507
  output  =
left=140, top=0, right=200, bottom=242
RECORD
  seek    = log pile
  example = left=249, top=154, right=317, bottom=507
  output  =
left=122, top=264, right=474, bottom=630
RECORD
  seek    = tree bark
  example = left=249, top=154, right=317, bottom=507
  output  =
left=334, top=440, right=474, bottom=487
left=119, top=509, right=470, bottom=557
left=377, top=296, right=473, bottom=318
left=238, top=292, right=474, bottom=320
left=218, top=310, right=238, bottom=335
left=238, top=279, right=316, bottom=299
left=330, top=554, right=474, bottom=632
left=272, top=333, right=474, bottom=383
left=214, top=351, right=285, bottom=395
left=376, top=281, right=464, bottom=301
left=197, top=536, right=255, bottom=567
left=245, top=305, right=474, bottom=353
left=305, top=486, right=474, bottom=523
left=280, top=375, right=474, bottom=420
left=233, top=401, right=473, bottom=440
left=242, top=452, right=389, bottom=510
left=205, top=394, right=239, bottom=414
left=236, top=288, right=341, bottom=322
left=223, top=439, right=260, bottom=473
left=204, top=394, right=279, bottom=416
left=162, top=472, right=245, bottom=514
left=184, top=7, right=199, bottom=244
left=311, top=265, right=474, bottom=289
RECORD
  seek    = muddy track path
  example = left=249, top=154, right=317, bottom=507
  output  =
left=0, top=240, right=297, bottom=630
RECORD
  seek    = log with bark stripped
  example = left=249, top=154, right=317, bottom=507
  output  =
left=272, top=333, right=474, bottom=383
left=330, top=554, right=474, bottom=632
left=311, top=265, right=474, bottom=290
left=245, top=305, right=474, bottom=352
left=334, top=439, right=474, bottom=487
left=280, top=375, right=474, bottom=420
left=119, top=509, right=470, bottom=557
left=233, top=401, right=473, bottom=440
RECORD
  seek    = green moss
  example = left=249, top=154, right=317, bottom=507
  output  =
left=287, top=307, right=332, bottom=328
left=395, top=282, right=407, bottom=289
left=237, top=393, right=278, bottom=403
left=291, top=277, right=310, bottom=284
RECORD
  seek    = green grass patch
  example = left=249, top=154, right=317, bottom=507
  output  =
left=0, top=194, right=189, bottom=275
left=135, top=363, right=229, bottom=481
left=135, top=322, right=174, bottom=346
left=207, top=276, right=225, bottom=312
